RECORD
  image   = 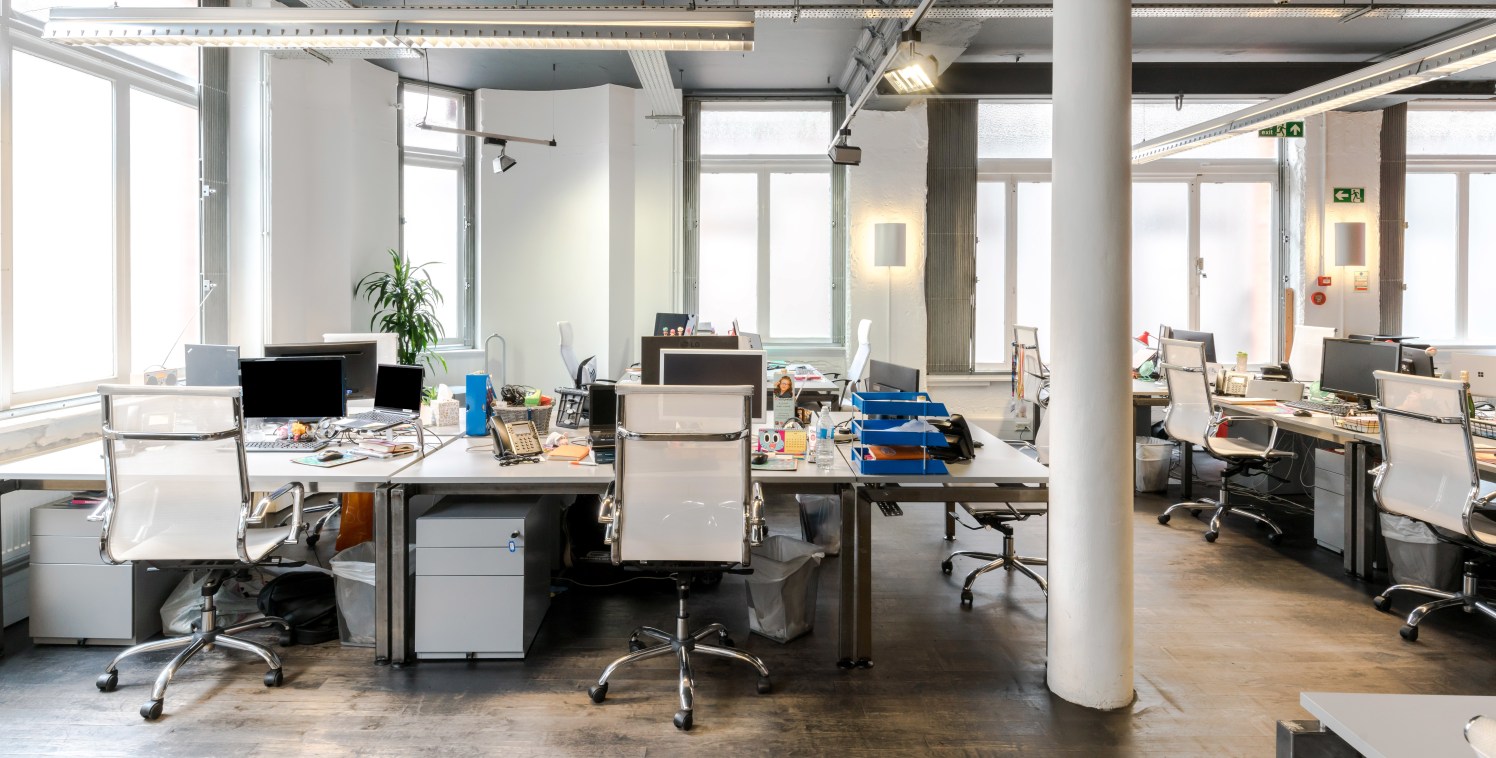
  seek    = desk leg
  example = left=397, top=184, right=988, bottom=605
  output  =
left=1344, top=442, right=1378, bottom=579
left=1182, top=442, right=1195, bottom=501
left=0, top=480, right=15, bottom=659
left=944, top=502, right=956, bottom=541
left=390, top=485, right=411, bottom=667
left=854, top=487, right=873, bottom=667
left=373, top=484, right=391, bottom=665
left=837, top=484, right=856, bottom=668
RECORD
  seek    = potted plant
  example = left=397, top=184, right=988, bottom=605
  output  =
left=356, top=248, right=449, bottom=375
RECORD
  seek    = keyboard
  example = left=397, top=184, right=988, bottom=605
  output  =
left=1281, top=399, right=1354, bottom=417
left=345, top=410, right=414, bottom=426
left=245, top=439, right=328, bottom=452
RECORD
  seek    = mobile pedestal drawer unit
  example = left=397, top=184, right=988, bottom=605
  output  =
left=29, top=501, right=181, bottom=645
left=414, top=495, right=560, bottom=659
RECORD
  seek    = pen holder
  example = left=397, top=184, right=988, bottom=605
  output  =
left=465, top=373, right=490, bottom=436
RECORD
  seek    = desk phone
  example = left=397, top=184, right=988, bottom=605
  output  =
left=490, top=418, right=543, bottom=458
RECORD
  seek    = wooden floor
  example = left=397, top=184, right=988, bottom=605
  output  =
left=2, top=489, right=1495, bottom=757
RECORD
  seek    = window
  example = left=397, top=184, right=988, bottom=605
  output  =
left=0, top=27, right=200, bottom=410
left=400, top=83, right=474, bottom=348
left=973, top=101, right=1280, bottom=367
left=1402, top=106, right=1496, bottom=344
left=688, top=101, right=844, bottom=343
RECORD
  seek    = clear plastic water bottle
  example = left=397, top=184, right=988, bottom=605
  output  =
left=816, top=425, right=835, bottom=473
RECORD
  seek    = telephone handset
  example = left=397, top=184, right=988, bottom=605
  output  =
left=490, top=417, right=543, bottom=458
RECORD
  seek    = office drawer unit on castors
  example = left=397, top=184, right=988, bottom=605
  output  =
left=29, top=502, right=180, bottom=646
left=414, top=495, right=558, bottom=660
left=1314, top=447, right=1346, bottom=554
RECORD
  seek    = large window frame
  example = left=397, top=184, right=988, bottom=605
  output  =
left=398, top=81, right=476, bottom=350
left=0, top=14, right=201, bottom=413
left=684, top=98, right=848, bottom=348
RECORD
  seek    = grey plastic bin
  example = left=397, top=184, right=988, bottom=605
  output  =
left=330, top=542, right=377, bottom=647
left=744, top=536, right=825, bottom=643
left=1380, top=514, right=1464, bottom=591
left=796, top=494, right=841, bottom=556
left=1135, top=436, right=1172, bottom=493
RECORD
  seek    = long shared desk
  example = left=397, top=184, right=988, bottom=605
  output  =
left=0, top=423, right=1050, bottom=669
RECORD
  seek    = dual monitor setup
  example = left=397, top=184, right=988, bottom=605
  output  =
left=184, top=340, right=423, bottom=423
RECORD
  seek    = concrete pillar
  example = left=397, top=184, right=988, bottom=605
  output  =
left=1047, top=0, right=1135, bottom=709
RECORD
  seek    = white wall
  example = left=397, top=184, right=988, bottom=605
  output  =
left=1298, top=111, right=1382, bottom=337
left=632, top=98, right=681, bottom=346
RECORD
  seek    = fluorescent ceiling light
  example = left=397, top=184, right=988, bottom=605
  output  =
left=755, top=4, right=1496, bottom=21
left=1132, top=20, right=1496, bottom=163
left=883, top=42, right=938, bottom=94
left=43, top=7, right=753, bottom=51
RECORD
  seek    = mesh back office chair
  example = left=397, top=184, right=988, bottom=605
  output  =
left=1155, top=338, right=1296, bottom=543
left=835, top=319, right=874, bottom=408
left=558, top=321, right=596, bottom=388
left=1369, top=371, right=1496, bottom=641
left=1013, top=325, right=1051, bottom=462
left=586, top=384, right=771, bottom=731
left=90, top=385, right=305, bottom=720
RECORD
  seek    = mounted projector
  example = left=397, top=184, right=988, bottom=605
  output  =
left=828, top=128, right=860, bottom=166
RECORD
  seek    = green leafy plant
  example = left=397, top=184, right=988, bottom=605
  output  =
left=356, top=248, right=448, bottom=373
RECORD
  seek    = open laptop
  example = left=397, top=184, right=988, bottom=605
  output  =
left=587, top=383, right=618, bottom=464
left=338, top=364, right=424, bottom=431
left=185, top=344, right=240, bottom=387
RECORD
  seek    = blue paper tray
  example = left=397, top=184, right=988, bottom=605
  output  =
left=852, top=419, right=950, bottom=448
left=850, top=391, right=950, bottom=418
left=849, top=446, right=949, bottom=476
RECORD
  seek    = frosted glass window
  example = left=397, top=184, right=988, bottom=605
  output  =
left=1404, top=173, right=1460, bottom=342
left=1132, top=102, right=1276, bottom=160
left=975, top=181, right=1007, bottom=365
left=699, top=173, right=760, bottom=333
left=11, top=53, right=116, bottom=393
left=1200, top=183, right=1274, bottom=361
left=1132, top=183, right=1190, bottom=344
left=403, top=88, right=463, bottom=153
left=978, top=104, right=1053, bottom=159
left=130, top=90, right=201, bottom=377
left=12, top=0, right=197, bottom=80
left=700, top=105, right=831, bottom=155
left=768, top=173, right=832, bottom=340
left=1469, top=175, right=1496, bottom=344
left=980, top=101, right=1274, bottom=160
left=402, top=165, right=462, bottom=336
left=1408, top=110, right=1496, bottom=156
left=1015, top=183, right=1053, bottom=356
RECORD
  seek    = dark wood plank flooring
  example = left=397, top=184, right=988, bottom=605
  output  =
left=2, top=490, right=1494, bottom=756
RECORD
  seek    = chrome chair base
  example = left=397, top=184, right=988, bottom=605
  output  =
left=1374, top=561, right=1496, bottom=642
left=1158, top=489, right=1285, bottom=545
left=95, top=571, right=289, bottom=720
left=586, top=575, right=770, bottom=731
left=942, top=528, right=1047, bottom=607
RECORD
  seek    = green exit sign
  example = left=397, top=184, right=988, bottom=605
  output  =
left=1333, top=187, right=1366, bottom=203
left=1258, top=121, right=1305, bottom=138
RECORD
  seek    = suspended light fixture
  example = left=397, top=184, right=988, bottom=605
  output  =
left=881, top=31, right=939, bottom=94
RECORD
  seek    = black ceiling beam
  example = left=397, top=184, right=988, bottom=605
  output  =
left=922, top=62, right=1495, bottom=98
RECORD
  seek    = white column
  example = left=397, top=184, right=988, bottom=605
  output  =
left=1047, top=0, right=1135, bottom=709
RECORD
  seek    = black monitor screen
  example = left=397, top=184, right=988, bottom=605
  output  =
left=660, top=350, right=765, bottom=419
left=652, top=312, right=694, bottom=336
left=239, top=357, right=346, bottom=420
left=373, top=364, right=424, bottom=413
left=1320, top=339, right=1403, bottom=399
left=264, top=341, right=378, bottom=400
left=640, top=335, right=738, bottom=384
left=868, top=359, right=920, bottom=393
left=1400, top=346, right=1435, bottom=378
left=1170, top=329, right=1217, bottom=364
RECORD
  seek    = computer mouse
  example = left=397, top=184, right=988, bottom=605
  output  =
left=1293, top=409, right=1312, bottom=417
left=752, top=452, right=769, bottom=465
left=317, top=449, right=343, bottom=462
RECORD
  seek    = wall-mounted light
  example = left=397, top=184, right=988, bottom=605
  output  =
left=874, top=222, right=907, bottom=360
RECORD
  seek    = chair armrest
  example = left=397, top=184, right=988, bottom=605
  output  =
left=749, top=482, right=766, bottom=546
left=251, top=482, right=305, bottom=545
left=1209, top=413, right=1281, bottom=452
left=86, top=498, right=113, bottom=523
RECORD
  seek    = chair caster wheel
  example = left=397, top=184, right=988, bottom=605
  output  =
left=757, top=676, right=772, bottom=694
left=940, top=560, right=953, bottom=575
left=1373, top=595, right=1391, bottom=612
left=1399, top=625, right=1419, bottom=642
left=960, top=590, right=973, bottom=608
left=264, top=669, right=284, bottom=688
left=279, top=630, right=294, bottom=647
left=628, top=638, right=645, bottom=653
left=96, top=672, right=118, bottom=692
left=1267, top=532, right=1283, bottom=545
left=1156, top=514, right=1171, bottom=525
left=588, top=683, right=608, bottom=703
left=140, top=700, right=164, bottom=721
left=1204, top=531, right=1219, bottom=543
left=718, top=633, right=735, bottom=648
left=674, top=710, right=693, bottom=731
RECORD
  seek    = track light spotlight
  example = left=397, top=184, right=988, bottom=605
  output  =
left=494, top=148, right=517, bottom=174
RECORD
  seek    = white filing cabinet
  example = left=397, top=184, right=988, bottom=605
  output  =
left=1314, top=447, right=1347, bottom=554
left=29, top=502, right=181, bottom=645
left=414, top=495, right=558, bottom=659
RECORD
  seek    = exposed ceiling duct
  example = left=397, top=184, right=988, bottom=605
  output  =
left=755, top=4, right=1496, bottom=20
left=629, top=49, right=683, bottom=122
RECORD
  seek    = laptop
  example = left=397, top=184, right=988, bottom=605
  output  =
left=738, top=332, right=763, bottom=351
left=338, top=364, right=424, bottom=431
left=587, top=383, right=618, bottom=463
left=185, top=344, right=240, bottom=387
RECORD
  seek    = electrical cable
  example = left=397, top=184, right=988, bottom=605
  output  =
left=553, top=575, right=677, bottom=589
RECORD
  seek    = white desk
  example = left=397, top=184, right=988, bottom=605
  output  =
left=1298, top=691, right=1496, bottom=758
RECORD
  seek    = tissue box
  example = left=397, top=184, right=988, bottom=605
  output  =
left=435, top=398, right=460, bottom=427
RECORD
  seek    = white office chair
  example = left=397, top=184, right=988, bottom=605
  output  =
left=1469, top=715, right=1496, bottom=758
left=558, top=320, right=596, bottom=389
left=90, top=385, right=306, bottom=721
left=586, top=384, right=770, bottom=731
left=1155, top=338, right=1296, bottom=543
left=1013, top=324, right=1051, bottom=462
left=1369, top=371, right=1496, bottom=641
left=835, top=318, right=874, bottom=408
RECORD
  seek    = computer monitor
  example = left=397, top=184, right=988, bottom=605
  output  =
left=1319, top=338, right=1403, bottom=403
left=265, top=341, right=378, bottom=400
left=238, top=357, right=347, bottom=421
left=659, top=348, right=767, bottom=421
left=1399, top=346, right=1434, bottom=378
left=184, top=344, right=240, bottom=387
left=323, top=332, right=397, bottom=365
left=1450, top=353, right=1496, bottom=397
left=652, top=312, right=695, bottom=336
left=372, top=364, right=425, bottom=414
left=1170, top=329, right=1217, bottom=364
left=587, top=383, right=618, bottom=442
left=868, top=359, right=920, bottom=393
left=640, top=335, right=738, bottom=385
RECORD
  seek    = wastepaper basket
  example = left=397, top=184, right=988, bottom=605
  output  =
left=796, top=494, right=841, bottom=555
left=1380, top=514, right=1463, bottom=591
left=1135, top=436, right=1173, bottom=492
left=744, top=536, right=824, bottom=643
left=330, top=542, right=377, bottom=647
